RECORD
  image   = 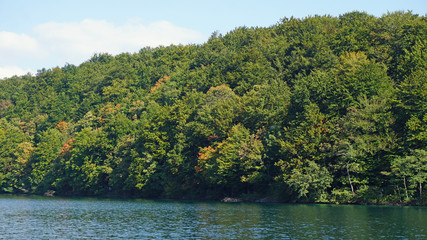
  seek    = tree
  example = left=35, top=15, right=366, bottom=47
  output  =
left=276, top=103, right=335, bottom=201
left=287, top=160, right=332, bottom=202
left=0, top=119, right=33, bottom=193
left=53, top=128, right=112, bottom=195
left=195, top=84, right=240, bottom=140
left=335, top=96, right=396, bottom=199
left=240, top=79, right=291, bottom=131
left=392, top=149, right=427, bottom=203
left=29, top=128, right=63, bottom=192
left=330, top=51, right=394, bottom=115
left=397, top=69, right=427, bottom=149
left=196, top=124, right=264, bottom=195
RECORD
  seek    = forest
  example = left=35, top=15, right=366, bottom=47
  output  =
left=0, top=11, right=426, bottom=205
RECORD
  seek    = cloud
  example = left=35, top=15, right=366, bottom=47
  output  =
left=33, top=18, right=205, bottom=64
left=0, top=31, right=46, bottom=63
left=0, top=66, right=33, bottom=79
left=0, top=19, right=206, bottom=79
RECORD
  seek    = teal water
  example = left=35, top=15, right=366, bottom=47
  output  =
left=0, top=195, right=425, bottom=239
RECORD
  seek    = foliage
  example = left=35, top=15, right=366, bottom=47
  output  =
left=0, top=11, right=425, bottom=204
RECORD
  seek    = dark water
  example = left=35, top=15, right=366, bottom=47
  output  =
left=0, top=195, right=425, bottom=239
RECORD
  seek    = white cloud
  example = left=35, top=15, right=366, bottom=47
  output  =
left=0, top=31, right=46, bottom=63
left=0, top=19, right=206, bottom=79
left=33, top=18, right=205, bottom=64
left=0, top=66, right=33, bottom=79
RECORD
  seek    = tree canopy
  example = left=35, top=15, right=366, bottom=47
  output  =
left=0, top=11, right=426, bottom=205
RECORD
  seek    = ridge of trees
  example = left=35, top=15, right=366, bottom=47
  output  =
left=0, top=11, right=426, bottom=204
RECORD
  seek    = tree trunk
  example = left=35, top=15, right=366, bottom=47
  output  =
left=396, top=185, right=402, bottom=203
left=403, top=176, right=409, bottom=201
left=346, top=162, right=355, bottom=195
left=419, top=169, right=423, bottom=203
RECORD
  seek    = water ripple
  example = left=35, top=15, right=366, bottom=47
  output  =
left=0, top=195, right=425, bottom=239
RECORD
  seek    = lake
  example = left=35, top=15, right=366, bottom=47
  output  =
left=0, top=195, right=425, bottom=239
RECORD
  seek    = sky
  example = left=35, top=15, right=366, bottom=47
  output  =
left=0, top=0, right=426, bottom=79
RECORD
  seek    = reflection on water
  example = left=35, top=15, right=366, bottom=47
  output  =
left=0, top=195, right=425, bottom=239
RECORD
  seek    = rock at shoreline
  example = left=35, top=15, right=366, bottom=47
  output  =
left=44, top=190, right=56, bottom=197
left=221, top=197, right=242, bottom=203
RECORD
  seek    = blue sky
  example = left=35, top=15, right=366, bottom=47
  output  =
left=0, top=0, right=425, bottom=78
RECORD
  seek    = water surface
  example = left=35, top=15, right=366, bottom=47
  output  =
left=0, top=195, right=425, bottom=239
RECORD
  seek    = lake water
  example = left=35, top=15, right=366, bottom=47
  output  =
left=0, top=195, right=425, bottom=239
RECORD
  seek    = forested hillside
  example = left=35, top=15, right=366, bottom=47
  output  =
left=0, top=11, right=426, bottom=204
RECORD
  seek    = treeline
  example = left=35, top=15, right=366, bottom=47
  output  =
left=0, top=11, right=426, bottom=204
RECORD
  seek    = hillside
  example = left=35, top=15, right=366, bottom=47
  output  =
left=0, top=11, right=426, bottom=204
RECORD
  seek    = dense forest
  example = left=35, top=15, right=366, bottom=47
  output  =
left=0, top=11, right=426, bottom=205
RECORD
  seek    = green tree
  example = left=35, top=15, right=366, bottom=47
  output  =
left=241, top=79, right=291, bottom=131
left=196, top=124, right=264, bottom=195
left=53, top=128, right=112, bottom=195
left=392, top=149, right=427, bottom=203
left=335, top=96, right=396, bottom=199
left=286, top=160, right=332, bottom=202
left=29, top=128, right=63, bottom=192
left=0, top=119, right=33, bottom=192
left=276, top=103, right=335, bottom=201
left=195, top=84, right=240, bottom=140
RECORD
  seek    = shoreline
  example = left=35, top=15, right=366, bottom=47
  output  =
left=1, top=192, right=425, bottom=207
